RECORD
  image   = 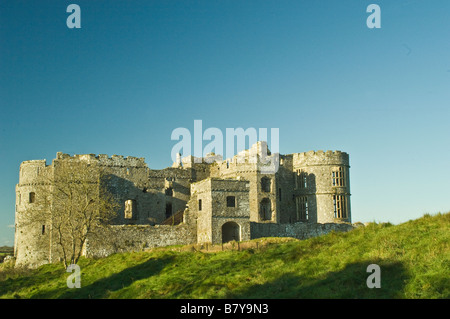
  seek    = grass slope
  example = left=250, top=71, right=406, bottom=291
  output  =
left=1, top=213, right=448, bottom=299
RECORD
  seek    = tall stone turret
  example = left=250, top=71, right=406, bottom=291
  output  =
left=15, top=159, right=53, bottom=267
left=292, top=150, right=351, bottom=223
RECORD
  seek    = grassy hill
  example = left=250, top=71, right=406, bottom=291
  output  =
left=0, top=212, right=448, bottom=299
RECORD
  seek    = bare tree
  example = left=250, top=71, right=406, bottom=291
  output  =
left=22, top=160, right=119, bottom=268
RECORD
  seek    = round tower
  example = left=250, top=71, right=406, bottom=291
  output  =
left=293, top=150, right=351, bottom=224
left=15, top=160, right=52, bottom=267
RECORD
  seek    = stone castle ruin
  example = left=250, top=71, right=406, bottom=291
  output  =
left=14, top=142, right=353, bottom=267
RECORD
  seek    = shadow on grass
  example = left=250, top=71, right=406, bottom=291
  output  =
left=229, top=261, right=408, bottom=299
left=37, top=255, right=175, bottom=299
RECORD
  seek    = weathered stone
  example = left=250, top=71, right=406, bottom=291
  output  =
left=14, top=142, right=352, bottom=267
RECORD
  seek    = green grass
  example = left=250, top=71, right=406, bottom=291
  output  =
left=1, top=212, right=448, bottom=299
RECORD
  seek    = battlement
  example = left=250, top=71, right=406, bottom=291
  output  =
left=20, top=159, right=48, bottom=168
left=55, top=152, right=148, bottom=168
left=293, top=150, right=349, bottom=167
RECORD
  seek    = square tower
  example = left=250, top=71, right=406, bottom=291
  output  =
left=191, top=178, right=251, bottom=244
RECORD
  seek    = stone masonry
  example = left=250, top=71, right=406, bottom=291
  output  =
left=14, top=142, right=353, bottom=267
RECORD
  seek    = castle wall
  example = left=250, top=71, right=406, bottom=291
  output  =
left=85, top=223, right=197, bottom=258
left=14, top=144, right=352, bottom=268
left=191, top=179, right=213, bottom=244
left=209, top=179, right=251, bottom=244
left=250, top=221, right=354, bottom=241
left=211, top=143, right=279, bottom=224
left=276, top=155, right=297, bottom=223
left=192, top=178, right=251, bottom=244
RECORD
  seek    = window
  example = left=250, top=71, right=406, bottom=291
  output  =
left=165, top=202, right=172, bottom=218
left=260, top=198, right=272, bottom=221
left=296, top=169, right=307, bottom=189
left=165, top=187, right=173, bottom=196
left=198, top=199, right=202, bottom=211
left=124, top=199, right=136, bottom=219
left=29, top=192, right=36, bottom=204
left=41, top=225, right=45, bottom=235
left=278, top=188, right=282, bottom=201
left=332, top=167, right=345, bottom=187
left=18, top=193, right=21, bottom=205
left=226, top=196, right=236, bottom=208
left=261, top=177, right=271, bottom=192
left=333, top=195, right=347, bottom=219
left=296, top=197, right=308, bottom=221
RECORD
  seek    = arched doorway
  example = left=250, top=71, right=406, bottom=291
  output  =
left=222, top=222, right=240, bottom=243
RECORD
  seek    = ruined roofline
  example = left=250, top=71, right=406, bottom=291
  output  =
left=291, top=150, right=349, bottom=159
left=291, top=150, right=350, bottom=167
left=175, top=141, right=277, bottom=167
left=54, top=152, right=148, bottom=168
left=176, top=143, right=349, bottom=167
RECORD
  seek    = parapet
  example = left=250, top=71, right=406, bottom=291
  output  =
left=19, top=160, right=50, bottom=185
left=293, top=150, right=349, bottom=167
left=55, top=152, right=148, bottom=168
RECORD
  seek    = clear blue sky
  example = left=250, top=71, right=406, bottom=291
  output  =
left=1, top=1, right=449, bottom=246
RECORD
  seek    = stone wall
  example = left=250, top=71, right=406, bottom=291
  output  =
left=293, top=150, right=351, bottom=223
left=85, top=223, right=197, bottom=258
left=250, top=221, right=354, bottom=240
left=14, top=144, right=352, bottom=267
left=192, top=178, right=251, bottom=245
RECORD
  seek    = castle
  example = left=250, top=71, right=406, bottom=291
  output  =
left=14, top=142, right=353, bottom=267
